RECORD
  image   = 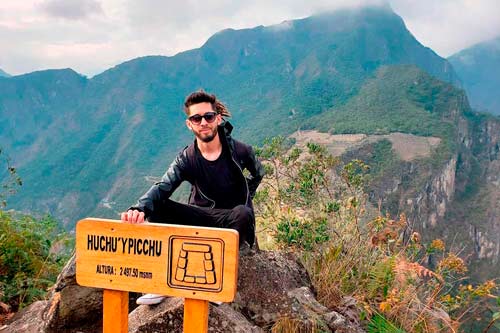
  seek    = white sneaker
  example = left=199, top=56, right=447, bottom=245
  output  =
left=136, top=294, right=166, bottom=305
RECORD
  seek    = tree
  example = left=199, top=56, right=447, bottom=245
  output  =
left=0, top=148, right=22, bottom=207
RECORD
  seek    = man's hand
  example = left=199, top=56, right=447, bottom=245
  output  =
left=121, top=209, right=145, bottom=224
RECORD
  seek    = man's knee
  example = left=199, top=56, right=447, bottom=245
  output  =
left=230, top=205, right=253, bottom=224
left=229, top=205, right=255, bottom=245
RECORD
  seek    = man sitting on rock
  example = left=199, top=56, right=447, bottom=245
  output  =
left=121, top=90, right=264, bottom=305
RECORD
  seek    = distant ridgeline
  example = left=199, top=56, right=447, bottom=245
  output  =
left=449, top=36, right=500, bottom=116
left=0, top=68, right=10, bottom=78
left=0, top=5, right=499, bottom=282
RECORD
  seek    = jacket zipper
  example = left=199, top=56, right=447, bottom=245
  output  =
left=197, top=185, right=216, bottom=209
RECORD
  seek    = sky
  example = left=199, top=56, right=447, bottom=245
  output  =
left=1, top=0, right=499, bottom=77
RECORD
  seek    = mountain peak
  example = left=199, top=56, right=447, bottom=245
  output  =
left=196, top=5, right=457, bottom=87
left=15, top=67, right=82, bottom=78
left=455, top=35, right=500, bottom=55
left=448, top=35, right=500, bottom=115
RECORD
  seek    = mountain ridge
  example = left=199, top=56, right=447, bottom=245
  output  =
left=448, top=35, right=500, bottom=115
left=0, top=5, right=465, bottom=225
left=1, top=6, right=498, bottom=284
left=0, top=68, right=10, bottom=77
left=1, top=9, right=500, bottom=333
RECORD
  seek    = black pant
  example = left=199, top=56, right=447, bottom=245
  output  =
left=147, top=199, right=255, bottom=246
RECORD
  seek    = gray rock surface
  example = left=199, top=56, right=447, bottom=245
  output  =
left=45, top=254, right=103, bottom=332
left=128, top=297, right=262, bottom=333
left=234, top=250, right=312, bottom=326
left=2, top=300, right=47, bottom=333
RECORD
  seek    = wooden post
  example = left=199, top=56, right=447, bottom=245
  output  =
left=183, top=298, right=209, bottom=333
left=103, top=289, right=128, bottom=333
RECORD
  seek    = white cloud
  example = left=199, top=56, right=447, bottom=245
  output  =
left=390, top=0, right=500, bottom=56
left=0, top=0, right=498, bottom=76
left=38, top=0, right=104, bottom=20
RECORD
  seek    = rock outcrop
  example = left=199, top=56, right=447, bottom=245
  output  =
left=3, top=251, right=365, bottom=332
left=128, top=297, right=262, bottom=333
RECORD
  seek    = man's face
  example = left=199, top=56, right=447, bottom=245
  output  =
left=185, top=102, right=222, bottom=143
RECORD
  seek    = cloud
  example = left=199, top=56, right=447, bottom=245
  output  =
left=38, top=0, right=104, bottom=20
left=1, top=0, right=499, bottom=76
left=390, top=0, right=500, bottom=56
left=117, top=0, right=386, bottom=64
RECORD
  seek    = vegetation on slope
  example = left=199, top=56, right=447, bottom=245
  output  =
left=0, top=211, right=71, bottom=312
left=254, top=137, right=500, bottom=332
left=0, top=150, right=71, bottom=315
left=306, top=65, right=459, bottom=141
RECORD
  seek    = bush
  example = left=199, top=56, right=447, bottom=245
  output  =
left=0, top=148, right=72, bottom=311
left=0, top=148, right=22, bottom=207
left=0, top=210, right=72, bottom=311
left=0, top=148, right=72, bottom=312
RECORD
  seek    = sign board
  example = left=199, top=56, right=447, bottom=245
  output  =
left=76, top=218, right=239, bottom=302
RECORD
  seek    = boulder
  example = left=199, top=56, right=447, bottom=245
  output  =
left=127, top=250, right=365, bottom=332
left=128, top=297, right=262, bottom=333
left=3, top=254, right=103, bottom=333
left=44, top=254, right=103, bottom=332
left=2, top=300, right=47, bottom=333
left=233, top=251, right=312, bottom=326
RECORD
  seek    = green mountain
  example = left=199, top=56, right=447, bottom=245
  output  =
left=448, top=36, right=500, bottom=115
left=0, top=68, right=10, bottom=77
left=307, top=65, right=459, bottom=140
left=1, top=6, right=460, bottom=225
left=1, top=6, right=499, bottom=283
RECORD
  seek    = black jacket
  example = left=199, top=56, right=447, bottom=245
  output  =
left=131, top=121, right=264, bottom=218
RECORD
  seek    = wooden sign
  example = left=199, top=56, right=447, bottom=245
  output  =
left=76, top=218, right=239, bottom=302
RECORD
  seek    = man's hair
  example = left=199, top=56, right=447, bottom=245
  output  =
left=183, top=90, right=231, bottom=118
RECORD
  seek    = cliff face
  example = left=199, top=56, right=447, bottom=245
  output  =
left=288, top=66, right=498, bottom=282
left=409, top=156, right=457, bottom=230
left=460, top=117, right=500, bottom=273
left=367, top=106, right=500, bottom=281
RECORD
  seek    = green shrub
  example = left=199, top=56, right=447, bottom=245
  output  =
left=0, top=148, right=22, bottom=207
left=0, top=210, right=72, bottom=310
left=276, top=216, right=329, bottom=250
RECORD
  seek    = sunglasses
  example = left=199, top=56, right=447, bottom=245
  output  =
left=188, top=111, right=217, bottom=125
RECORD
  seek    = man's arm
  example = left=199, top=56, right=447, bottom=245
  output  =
left=245, top=145, right=265, bottom=199
left=122, top=150, right=188, bottom=223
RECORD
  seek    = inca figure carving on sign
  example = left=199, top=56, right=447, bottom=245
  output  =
left=174, top=242, right=216, bottom=284
left=168, top=236, right=225, bottom=292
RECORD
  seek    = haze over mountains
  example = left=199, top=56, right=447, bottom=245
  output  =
left=449, top=36, right=500, bottom=115
left=0, top=5, right=499, bottom=281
